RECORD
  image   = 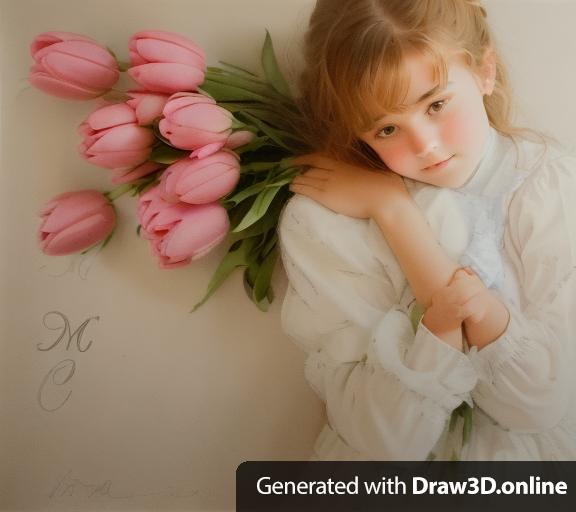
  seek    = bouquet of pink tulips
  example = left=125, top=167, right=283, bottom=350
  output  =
left=32, top=30, right=306, bottom=312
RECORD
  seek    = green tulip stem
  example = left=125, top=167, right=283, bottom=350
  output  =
left=105, top=183, right=134, bottom=202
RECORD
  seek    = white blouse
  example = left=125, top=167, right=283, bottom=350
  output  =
left=278, top=127, right=576, bottom=460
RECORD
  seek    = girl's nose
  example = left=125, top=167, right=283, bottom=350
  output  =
left=411, top=127, right=440, bottom=158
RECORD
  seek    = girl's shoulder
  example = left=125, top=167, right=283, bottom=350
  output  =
left=507, top=136, right=576, bottom=265
left=512, top=135, right=576, bottom=197
left=278, top=193, right=369, bottom=242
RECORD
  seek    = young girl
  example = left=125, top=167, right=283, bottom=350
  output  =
left=278, top=0, right=576, bottom=460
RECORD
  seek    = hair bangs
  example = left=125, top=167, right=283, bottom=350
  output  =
left=352, top=38, right=451, bottom=135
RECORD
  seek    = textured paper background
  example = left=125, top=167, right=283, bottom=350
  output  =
left=1, top=0, right=575, bottom=510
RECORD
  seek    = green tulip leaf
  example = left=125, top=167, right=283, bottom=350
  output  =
left=205, top=69, right=279, bottom=99
left=190, top=237, right=260, bottom=313
left=259, top=232, right=278, bottom=259
left=150, top=145, right=189, bottom=164
left=409, top=302, right=426, bottom=333
left=448, top=409, right=459, bottom=433
left=462, top=405, right=474, bottom=445
left=253, top=246, right=279, bottom=303
left=234, top=136, right=273, bottom=155
left=236, top=111, right=290, bottom=150
left=232, top=184, right=284, bottom=233
left=217, top=61, right=259, bottom=78
left=261, top=30, right=292, bottom=98
left=200, top=79, right=271, bottom=103
left=229, top=194, right=286, bottom=243
left=224, top=181, right=267, bottom=207
left=240, top=162, right=277, bottom=174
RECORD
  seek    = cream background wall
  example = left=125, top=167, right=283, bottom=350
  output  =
left=0, top=1, right=574, bottom=511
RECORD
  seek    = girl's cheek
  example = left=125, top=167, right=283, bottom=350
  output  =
left=442, top=103, right=485, bottom=149
left=374, top=142, right=411, bottom=173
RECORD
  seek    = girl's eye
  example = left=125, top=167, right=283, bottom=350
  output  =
left=428, top=99, right=446, bottom=114
left=377, top=126, right=396, bottom=138
left=375, top=99, right=448, bottom=139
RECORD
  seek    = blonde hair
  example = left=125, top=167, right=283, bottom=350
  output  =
left=291, top=0, right=553, bottom=169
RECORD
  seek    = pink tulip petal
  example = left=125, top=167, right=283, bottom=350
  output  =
left=42, top=210, right=115, bottom=256
left=160, top=121, right=229, bottom=150
left=34, top=40, right=117, bottom=69
left=29, top=73, right=102, bottom=100
left=128, top=63, right=204, bottom=93
left=89, top=124, right=154, bottom=153
left=135, top=39, right=205, bottom=67
left=40, top=190, right=110, bottom=233
left=158, top=161, right=187, bottom=202
left=87, top=149, right=150, bottom=169
left=130, top=30, right=206, bottom=59
left=41, top=51, right=119, bottom=90
left=178, top=165, right=239, bottom=204
left=31, top=32, right=97, bottom=57
left=87, top=103, right=137, bottom=130
left=111, top=161, right=163, bottom=185
left=190, top=142, right=226, bottom=159
left=161, top=92, right=214, bottom=116
left=146, top=203, right=191, bottom=232
left=169, top=103, right=232, bottom=131
left=166, top=205, right=229, bottom=260
left=129, top=50, right=147, bottom=66
left=127, top=92, right=169, bottom=125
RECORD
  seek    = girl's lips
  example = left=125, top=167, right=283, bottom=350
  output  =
left=423, top=155, right=454, bottom=171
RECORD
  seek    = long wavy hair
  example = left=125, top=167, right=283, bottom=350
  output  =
left=288, top=0, right=552, bottom=169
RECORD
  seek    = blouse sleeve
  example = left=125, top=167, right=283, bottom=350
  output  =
left=278, top=194, right=477, bottom=460
left=468, top=155, right=576, bottom=432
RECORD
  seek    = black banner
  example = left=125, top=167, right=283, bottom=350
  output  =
left=237, top=461, right=576, bottom=511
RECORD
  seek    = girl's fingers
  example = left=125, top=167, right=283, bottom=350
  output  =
left=460, top=294, right=486, bottom=323
left=446, top=274, right=485, bottom=303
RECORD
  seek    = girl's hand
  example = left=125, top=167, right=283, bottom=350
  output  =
left=422, top=267, right=488, bottom=338
left=289, top=152, right=411, bottom=219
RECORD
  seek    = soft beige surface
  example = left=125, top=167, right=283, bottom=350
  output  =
left=0, top=0, right=575, bottom=510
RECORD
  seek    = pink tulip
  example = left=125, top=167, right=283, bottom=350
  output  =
left=138, top=185, right=229, bottom=268
left=111, top=161, right=165, bottom=185
left=159, top=92, right=233, bottom=155
left=29, top=31, right=119, bottom=101
left=126, top=91, right=170, bottom=126
left=159, top=151, right=240, bottom=204
left=79, top=103, right=155, bottom=169
left=127, top=30, right=206, bottom=93
left=38, top=190, right=116, bottom=255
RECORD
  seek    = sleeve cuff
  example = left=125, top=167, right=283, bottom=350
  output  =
left=466, top=300, right=525, bottom=383
left=367, top=308, right=478, bottom=410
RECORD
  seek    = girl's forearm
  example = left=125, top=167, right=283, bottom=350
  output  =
left=372, top=200, right=459, bottom=308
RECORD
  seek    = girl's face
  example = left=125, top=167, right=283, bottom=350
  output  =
left=359, top=51, right=495, bottom=188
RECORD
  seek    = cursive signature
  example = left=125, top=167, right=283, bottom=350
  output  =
left=48, top=470, right=200, bottom=500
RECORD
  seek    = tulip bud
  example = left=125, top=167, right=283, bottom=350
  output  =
left=159, top=151, right=240, bottom=204
left=127, top=30, right=206, bottom=93
left=159, top=92, right=233, bottom=153
left=79, top=103, right=155, bottom=169
left=126, top=91, right=170, bottom=126
left=29, top=31, right=119, bottom=101
left=38, top=190, right=116, bottom=255
left=138, top=186, right=229, bottom=268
